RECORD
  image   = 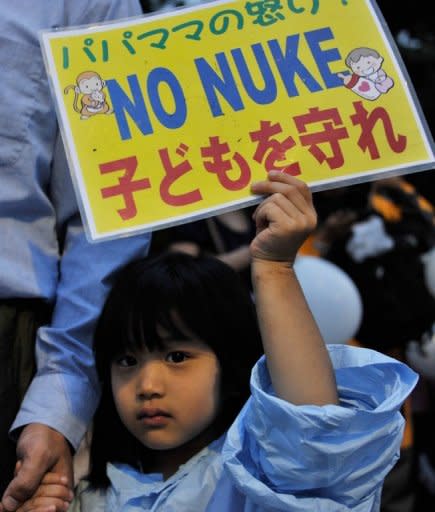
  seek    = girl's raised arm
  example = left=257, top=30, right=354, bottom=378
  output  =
left=250, top=172, right=339, bottom=406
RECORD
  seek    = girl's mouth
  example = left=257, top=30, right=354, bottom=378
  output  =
left=137, top=408, right=171, bottom=426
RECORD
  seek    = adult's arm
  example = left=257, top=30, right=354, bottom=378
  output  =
left=1, top=1, right=148, bottom=509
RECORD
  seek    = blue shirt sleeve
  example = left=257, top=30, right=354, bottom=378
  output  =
left=13, top=222, right=151, bottom=449
left=222, top=344, right=418, bottom=510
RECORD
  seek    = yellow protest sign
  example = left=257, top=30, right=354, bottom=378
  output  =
left=40, top=0, right=435, bottom=241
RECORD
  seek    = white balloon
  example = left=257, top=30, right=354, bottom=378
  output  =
left=422, top=247, right=435, bottom=299
left=406, top=337, right=435, bottom=380
left=294, top=256, right=363, bottom=345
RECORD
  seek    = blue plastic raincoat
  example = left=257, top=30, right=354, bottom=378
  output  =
left=70, top=345, right=417, bottom=511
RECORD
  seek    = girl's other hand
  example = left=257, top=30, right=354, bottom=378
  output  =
left=15, top=473, right=72, bottom=512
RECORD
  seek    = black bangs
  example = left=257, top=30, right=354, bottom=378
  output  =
left=94, top=251, right=262, bottom=384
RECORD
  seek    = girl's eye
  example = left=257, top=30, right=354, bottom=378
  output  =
left=115, top=354, right=137, bottom=367
left=166, top=351, right=189, bottom=363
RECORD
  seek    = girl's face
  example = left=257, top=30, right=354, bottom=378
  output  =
left=111, top=321, right=221, bottom=464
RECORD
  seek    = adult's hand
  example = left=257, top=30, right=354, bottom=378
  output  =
left=0, top=424, right=73, bottom=512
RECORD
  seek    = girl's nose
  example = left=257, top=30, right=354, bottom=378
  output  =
left=136, top=361, right=165, bottom=399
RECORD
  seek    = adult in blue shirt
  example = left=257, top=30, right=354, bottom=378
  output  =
left=0, top=1, right=150, bottom=510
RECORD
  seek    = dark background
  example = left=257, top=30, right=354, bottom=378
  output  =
left=376, top=0, right=435, bottom=202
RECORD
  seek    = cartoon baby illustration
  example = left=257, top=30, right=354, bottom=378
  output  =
left=338, top=47, right=394, bottom=100
left=64, top=70, right=113, bottom=119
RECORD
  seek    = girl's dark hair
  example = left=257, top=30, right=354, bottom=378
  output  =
left=88, top=251, right=262, bottom=487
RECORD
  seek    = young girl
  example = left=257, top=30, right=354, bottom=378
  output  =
left=20, top=173, right=417, bottom=511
